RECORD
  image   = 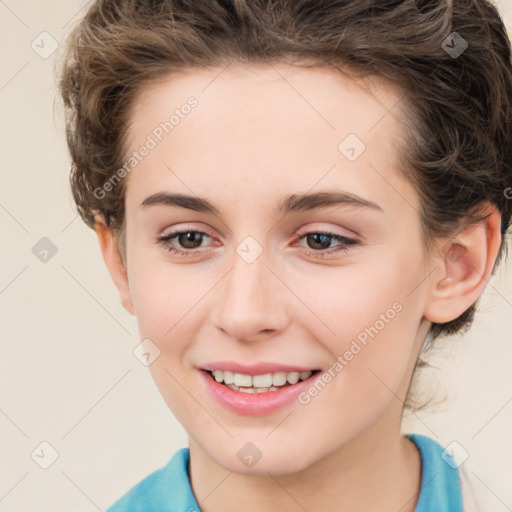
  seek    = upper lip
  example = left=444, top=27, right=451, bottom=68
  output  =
left=200, top=361, right=320, bottom=375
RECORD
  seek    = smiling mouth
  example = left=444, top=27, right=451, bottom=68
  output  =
left=204, top=369, right=322, bottom=393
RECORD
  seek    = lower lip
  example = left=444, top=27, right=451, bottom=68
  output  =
left=198, top=369, right=320, bottom=416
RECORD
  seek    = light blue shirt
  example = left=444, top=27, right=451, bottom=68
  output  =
left=105, top=433, right=463, bottom=511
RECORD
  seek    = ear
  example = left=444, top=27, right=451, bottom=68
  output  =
left=94, top=215, right=135, bottom=316
left=424, top=203, right=502, bottom=324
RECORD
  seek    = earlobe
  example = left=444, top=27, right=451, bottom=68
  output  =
left=94, top=215, right=135, bottom=316
left=424, top=204, right=502, bottom=324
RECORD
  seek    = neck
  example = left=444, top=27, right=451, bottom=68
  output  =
left=187, top=413, right=421, bottom=512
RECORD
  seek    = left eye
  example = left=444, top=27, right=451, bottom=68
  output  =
left=295, top=231, right=358, bottom=257
left=156, top=229, right=358, bottom=257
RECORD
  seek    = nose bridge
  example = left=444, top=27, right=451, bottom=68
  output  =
left=224, top=245, right=271, bottom=316
left=213, top=240, right=287, bottom=340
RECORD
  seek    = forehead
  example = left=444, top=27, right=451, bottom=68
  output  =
left=126, top=62, right=403, bottom=145
left=123, top=62, right=412, bottom=215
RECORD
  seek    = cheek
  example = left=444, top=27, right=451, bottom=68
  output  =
left=129, top=238, right=424, bottom=351
left=291, top=253, right=420, bottom=342
left=128, top=226, right=425, bottom=371
left=127, top=254, right=209, bottom=420
left=127, top=246, right=199, bottom=347
left=290, top=251, right=425, bottom=393
left=131, top=273, right=203, bottom=345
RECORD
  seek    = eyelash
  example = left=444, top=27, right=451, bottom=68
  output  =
left=156, top=229, right=358, bottom=258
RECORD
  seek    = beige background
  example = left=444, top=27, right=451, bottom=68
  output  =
left=1, top=1, right=511, bottom=510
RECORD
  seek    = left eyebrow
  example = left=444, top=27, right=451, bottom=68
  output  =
left=278, top=190, right=383, bottom=215
left=140, top=190, right=383, bottom=215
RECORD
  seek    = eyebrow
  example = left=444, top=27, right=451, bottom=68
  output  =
left=140, top=190, right=383, bottom=215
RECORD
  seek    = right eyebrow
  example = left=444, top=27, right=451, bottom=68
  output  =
left=140, top=192, right=221, bottom=215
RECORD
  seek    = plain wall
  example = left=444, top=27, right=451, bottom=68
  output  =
left=1, top=1, right=511, bottom=510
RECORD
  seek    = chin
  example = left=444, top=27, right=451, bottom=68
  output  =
left=207, top=442, right=313, bottom=477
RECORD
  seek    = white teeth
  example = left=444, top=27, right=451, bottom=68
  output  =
left=223, top=371, right=235, bottom=384
left=210, top=369, right=315, bottom=388
left=233, top=373, right=252, bottom=387
left=252, top=373, right=273, bottom=388
left=287, top=372, right=300, bottom=384
left=238, top=387, right=257, bottom=393
left=226, top=383, right=280, bottom=393
left=272, top=372, right=287, bottom=386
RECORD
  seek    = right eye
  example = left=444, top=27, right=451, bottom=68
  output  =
left=156, top=229, right=213, bottom=256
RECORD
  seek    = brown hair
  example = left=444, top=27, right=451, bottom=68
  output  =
left=58, top=0, right=512, bottom=408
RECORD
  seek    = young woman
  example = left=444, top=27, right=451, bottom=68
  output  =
left=58, top=1, right=512, bottom=510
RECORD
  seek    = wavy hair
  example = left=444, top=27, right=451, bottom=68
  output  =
left=58, top=0, right=512, bottom=409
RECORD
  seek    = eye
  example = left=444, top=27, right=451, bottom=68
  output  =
left=156, top=229, right=213, bottom=256
left=294, top=230, right=358, bottom=258
left=156, top=228, right=358, bottom=258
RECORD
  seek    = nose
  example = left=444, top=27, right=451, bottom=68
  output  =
left=212, top=246, right=290, bottom=343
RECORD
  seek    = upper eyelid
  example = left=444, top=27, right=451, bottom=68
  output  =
left=159, top=227, right=355, bottom=239
left=160, top=221, right=357, bottom=238
left=158, top=227, right=358, bottom=248
left=159, top=224, right=214, bottom=238
left=296, top=226, right=357, bottom=239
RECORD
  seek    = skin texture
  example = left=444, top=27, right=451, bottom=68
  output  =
left=95, top=62, right=502, bottom=511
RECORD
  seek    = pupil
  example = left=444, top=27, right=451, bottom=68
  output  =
left=308, top=233, right=331, bottom=250
left=180, top=231, right=202, bottom=249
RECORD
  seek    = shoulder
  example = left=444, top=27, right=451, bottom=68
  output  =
left=405, top=433, right=463, bottom=511
left=406, top=433, right=512, bottom=512
left=105, top=447, right=199, bottom=512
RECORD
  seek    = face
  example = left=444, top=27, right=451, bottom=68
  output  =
left=118, top=63, right=434, bottom=475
